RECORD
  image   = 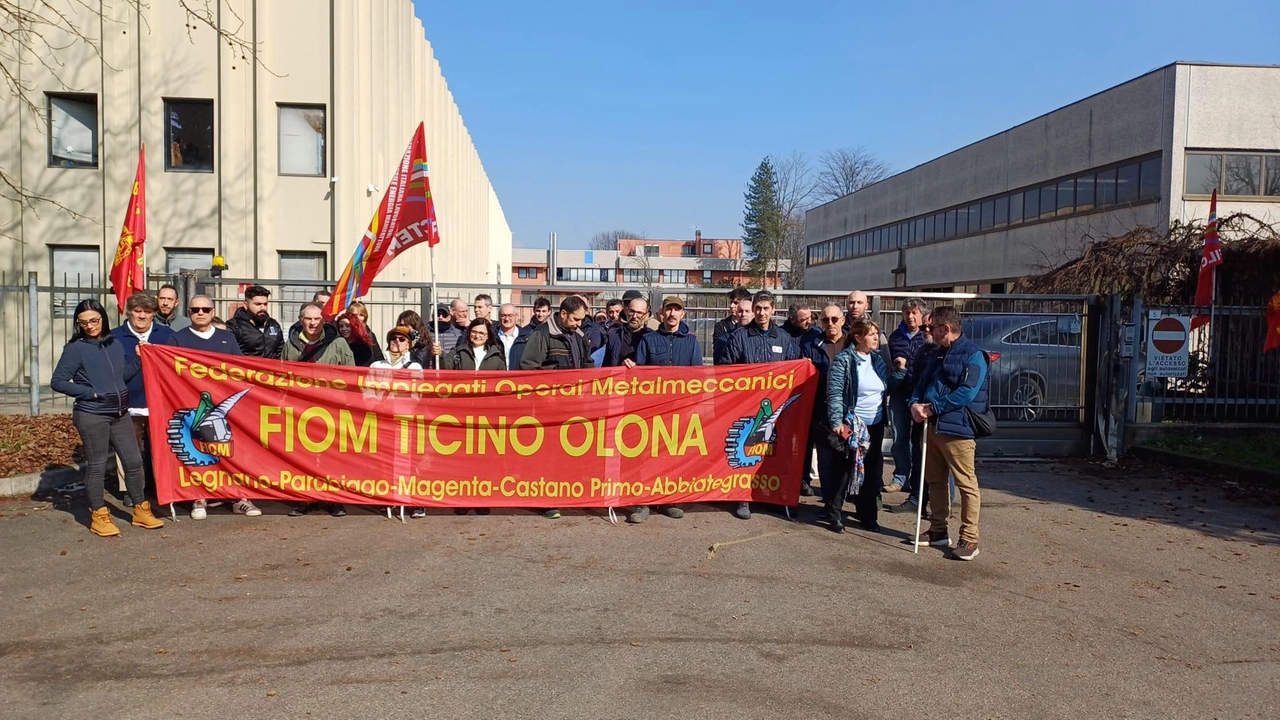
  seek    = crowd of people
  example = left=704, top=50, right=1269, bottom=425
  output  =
left=51, top=284, right=990, bottom=560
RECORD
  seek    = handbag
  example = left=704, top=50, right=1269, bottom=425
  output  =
left=966, top=404, right=996, bottom=439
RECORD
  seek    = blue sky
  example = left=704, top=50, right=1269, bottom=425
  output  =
left=411, top=0, right=1280, bottom=249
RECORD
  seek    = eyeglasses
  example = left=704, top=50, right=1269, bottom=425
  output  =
left=821, top=317, right=841, bottom=324
left=468, top=331, right=488, bottom=338
left=389, top=336, right=409, bottom=343
left=922, top=324, right=936, bottom=331
left=189, top=307, right=214, bottom=314
left=76, top=317, right=102, bottom=328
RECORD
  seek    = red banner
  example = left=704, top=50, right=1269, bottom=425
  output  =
left=1191, top=190, right=1223, bottom=331
left=140, top=345, right=817, bottom=509
left=109, top=145, right=146, bottom=314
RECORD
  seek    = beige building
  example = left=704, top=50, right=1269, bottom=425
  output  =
left=0, top=0, right=511, bottom=298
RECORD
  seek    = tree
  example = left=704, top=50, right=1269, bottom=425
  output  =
left=741, top=157, right=785, bottom=288
left=813, top=146, right=891, bottom=203
left=589, top=229, right=645, bottom=251
left=771, top=151, right=816, bottom=289
left=1, top=0, right=268, bottom=224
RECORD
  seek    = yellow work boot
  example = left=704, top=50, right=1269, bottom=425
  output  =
left=131, top=501, right=165, bottom=530
left=90, top=507, right=121, bottom=537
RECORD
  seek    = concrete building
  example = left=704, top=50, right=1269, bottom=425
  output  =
left=511, top=232, right=786, bottom=292
left=804, top=62, right=1280, bottom=292
left=0, top=0, right=511, bottom=299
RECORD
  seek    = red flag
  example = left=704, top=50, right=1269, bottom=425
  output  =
left=326, top=124, right=438, bottom=317
left=1190, top=190, right=1223, bottom=330
left=1265, top=291, right=1280, bottom=354
left=109, top=145, right=147, bottom=314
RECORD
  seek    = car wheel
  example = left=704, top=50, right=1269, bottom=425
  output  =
left=1007, top=374, right=1046, bottom=422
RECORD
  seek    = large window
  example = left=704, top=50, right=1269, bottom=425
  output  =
left=557, top=267, right=610, bottom=282
left=1266, top=157, right=1280, bottom=196
left=47, top=94, right=98, bottom=168
left=165, top=249, right=214, bottom=274
left=1224, top=154, right=1262, bottom=196
left=165, top=99, right=214, bottom=172
left=278, top=251, right=326, bottom=306
left=278, top=105, right=326, bottom=177
left=51, top=246, right=100, bottom=317
left=622, top=269, right=653, bottom=283
left=661, top=270, right=684, bottom=284
left=804, top=152, right=1165, bottom=268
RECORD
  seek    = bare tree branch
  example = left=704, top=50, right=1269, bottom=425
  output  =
left=588, top=228, right=644, bottom=251
left=814, top=146, right=891, bottom=203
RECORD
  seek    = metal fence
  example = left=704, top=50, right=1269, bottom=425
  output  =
left=0, top=275, right=1098, bottom=455
left=1140, top=302, right=1280, bottom=421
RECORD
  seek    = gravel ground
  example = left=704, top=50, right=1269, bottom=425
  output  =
left=0, top=459, right=1276, bottom=719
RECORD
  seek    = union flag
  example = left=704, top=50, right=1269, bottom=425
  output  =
left=110, top=146, right=147, bottom=314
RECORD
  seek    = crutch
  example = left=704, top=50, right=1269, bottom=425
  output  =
left=913, top=420, right=929, bottom=555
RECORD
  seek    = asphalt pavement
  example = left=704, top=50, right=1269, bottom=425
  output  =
left=1, top=460, right=1277, bottom=719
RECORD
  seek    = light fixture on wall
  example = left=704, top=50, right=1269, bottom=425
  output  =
left=366, top=183, right=379, bottom=195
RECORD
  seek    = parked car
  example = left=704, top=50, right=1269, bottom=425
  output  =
left=962, top=314, right=1083, bottom=422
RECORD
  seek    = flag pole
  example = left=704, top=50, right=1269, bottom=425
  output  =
left=431, top=244, right=440, bottom=369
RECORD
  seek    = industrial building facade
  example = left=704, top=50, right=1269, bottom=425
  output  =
left=804, top=63, right=1280, bottom=292
left=0, top=0, right=511, bottom=298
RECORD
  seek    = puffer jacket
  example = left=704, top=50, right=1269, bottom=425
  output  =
left=721, top=322, right=801, bottom=365
left=111, top=322, right=174, bottom=410
left=603, top=323, right=650, bottom=367
left=226, top=307, right=284, bottom=359
left=712, top=314, right=740, bottom=363
left=51, top=335, right=139, bottom=416
left=635, top=322, right=702, bottom=367
left=447, top=344, right=508, bottom=371
left=826, top=345, right=903, bottom=431
left=910, top=335, right=990, bottom=439
left=282, top=324, right=355, bottom=366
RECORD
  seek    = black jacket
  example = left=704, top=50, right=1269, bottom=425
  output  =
left=51, top=336, right=139, bottom=416
left=721, top=323, right=802, bottom=365
left=603, top=324, right=650, bottom=367
left=520, top=314, right=589, bottom=370
left=712, top=315, right=740, bottom=363
left=226, top=307, right=284, bottom=359
left=348, top=340, right=385, bottom=368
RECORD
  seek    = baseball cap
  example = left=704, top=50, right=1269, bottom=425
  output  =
left=661, top=296, right=684, bottom=309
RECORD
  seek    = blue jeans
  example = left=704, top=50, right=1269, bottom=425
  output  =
left=889, top=394, right=914, bottom=486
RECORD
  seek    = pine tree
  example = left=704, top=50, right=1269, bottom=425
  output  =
left=741, top=158, right=785, bottom=287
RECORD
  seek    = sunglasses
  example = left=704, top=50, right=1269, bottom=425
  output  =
left=821, top=317, right=841, bottom=324
left=190, top=307, right=215, bottom=314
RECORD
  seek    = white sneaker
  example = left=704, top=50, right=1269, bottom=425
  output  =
left=190, top=499, right=207, bottom=521
left=233, top=499, right=262, bottom=517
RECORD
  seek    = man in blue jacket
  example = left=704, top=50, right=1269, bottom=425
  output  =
left=722, top=290, right=801, bottom=520
left=886, top=298, right=928, bottom=494
left=803, top=304, right=847, bottom=504
left=111, top=292, right=173, bottom=506
left=629, top=296, right=702, bottom=524
left=602, top=295, right=650, bottom=368
left=909, top=306, right=988, bottom=561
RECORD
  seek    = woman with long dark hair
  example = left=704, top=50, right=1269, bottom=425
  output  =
left=51, top=299, right=165, bottom=536
left=446, top=318, right=507, bottom=371
left=395, top=310, right=442, bottom=368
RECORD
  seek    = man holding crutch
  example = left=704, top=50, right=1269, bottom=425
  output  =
left=908, top=306, right=989, bottom=560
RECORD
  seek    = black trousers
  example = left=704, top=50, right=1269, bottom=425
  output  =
left=73, top=410, right=145, bottom=510
left=828, top=419, right=885, bottom=522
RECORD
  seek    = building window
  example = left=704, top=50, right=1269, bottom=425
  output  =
left=1039, top=185, right=1056, bottom=220
left=702, top=242, right=713, bottom=255
left=993, top=196, right=1009, bottom=227
left=622, top=269, right=652, bottom=283
left=980, top=200, right=994, bottom=230
left=1224, top=154, right=1262, bottom=196
left=1116, top=162, right=1140, bottom=203
left=51, top=246, right=100, bottom=317
left=1075, top=174, right=1095, bottom=212
left=1096, top=167, right=1118, bottom=205
left=637, top=245, right=660, bottom=257
left=165, top=249, right=214, bottom=275
left=1266, top=156, right=1280, bottom=196
left=1008, top=192, right=1023, bottom=225
left=660, top=270, right=683, bottom=284
left=681, top=245, right=695, bottom=257
left=1056, top=179, right=1075, bottom=215
left=165, top=99, right=215, bottom=172
left=702, top=270, right=713, bottom=285
left=1139, top=156, right=1161, bottom=199
left=48, top=94, right=98, bottom=168
left=516, top=267, right=538, bottom=280
left=278, top=105, right=326, bottom=177
left=278, top=251, right=326, bottom=306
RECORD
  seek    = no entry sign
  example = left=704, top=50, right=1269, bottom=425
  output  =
left=1147, top=314, right=1190, bottom=378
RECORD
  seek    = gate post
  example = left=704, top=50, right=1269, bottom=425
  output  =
left=28, top=271, right=40, bottom=416
left=1124, top=297, right=1144, bottom=428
